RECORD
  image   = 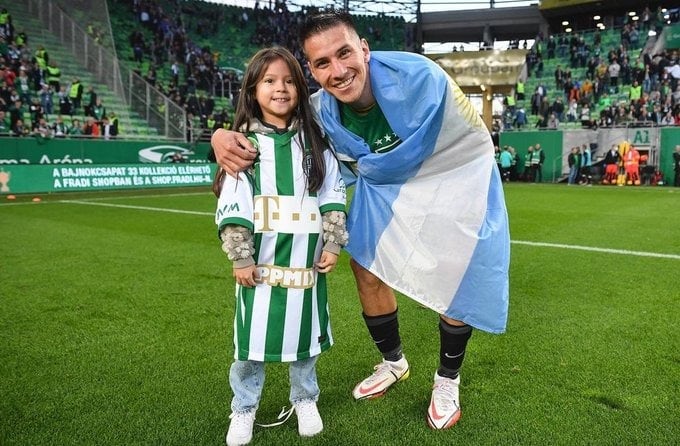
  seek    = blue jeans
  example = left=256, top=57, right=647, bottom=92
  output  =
left=568, top=165, right=580, bottom=184
left=229, top=356, right=319, bottom=413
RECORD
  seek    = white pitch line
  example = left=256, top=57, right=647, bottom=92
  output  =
left=73, top=191, right=210, bottom=201
left=0, top=201, right=45, bottom=207
left=511, top=240, right=680, bottom=260
left=60, top=199, right=213, bottom=216
left=57, top=199, right=680, bottom=261
left=0, top=191, right=211, bottom=207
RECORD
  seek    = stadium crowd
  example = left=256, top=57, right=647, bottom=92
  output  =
left=3, top=1, right=680, bottom=142
left=0, top=8, right=121, bottom=139
left=503, top=6, right=680, bottom=131
left=123, top=0, right=396, bottom=141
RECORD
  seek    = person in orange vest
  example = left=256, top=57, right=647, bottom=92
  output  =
left=623, top=143, right=641, bottom=185
left=601, top=144, right=620, bottom=185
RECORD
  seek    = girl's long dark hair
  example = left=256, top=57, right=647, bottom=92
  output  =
left=213, top=46, right=327, bottom=196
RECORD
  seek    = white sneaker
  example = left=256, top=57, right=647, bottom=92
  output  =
left=352, top=356, right=410, bottom=400
left=294, top=399, right=323, bottom=437
left=427, top=373, right=461, bottom=430
left=226, top=410, right=256, bottom=446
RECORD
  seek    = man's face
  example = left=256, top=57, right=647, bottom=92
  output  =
left=304, top=24, right=372, bottom=108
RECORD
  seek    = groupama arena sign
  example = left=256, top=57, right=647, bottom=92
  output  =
left=138, top=145, right=196, bottom=163
left=0, top=139, right=212, bottom=165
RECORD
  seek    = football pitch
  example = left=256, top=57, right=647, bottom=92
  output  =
left=1, top=184, right=679, bottom=445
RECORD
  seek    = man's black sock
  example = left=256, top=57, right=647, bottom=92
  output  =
left=438, top=320, right=472, bottom=379
left=363, top=309, right=403, bottom=362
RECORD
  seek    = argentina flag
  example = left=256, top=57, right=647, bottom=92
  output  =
left=312, top=51, right=510, bottom=334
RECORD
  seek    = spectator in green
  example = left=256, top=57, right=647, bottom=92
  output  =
left=515, top=79, right=525, bottom=100
left=505, top=93, right=516, bottom=114
left=68, top=77, right=83, bottom=112
left=109, top=111, right=119, bottom=135
left=629, top=80, right=642, bottom=101
left=16, top=69, right=31, bottom=103
left=0, top=110, right=10, bottom=135
left=531, top=143, right=545, bottom=183
left=523, top=145, right=534, bottom=182
left=674, top=145, right=680, bottom=187
left=68, top=118, right=83, bottom=136
left=8, top=99, right=25, bottom=129
left=0, top=8, right=10, bottom=26
left=598, top=91, right=611, bottom=109
left=35, top=46, right=49, bottom=72
left=15, top=30, right=27, bottom=47
left=46, top=60, right=61, bottom=92
left=91, top=98, right=106, bottom=123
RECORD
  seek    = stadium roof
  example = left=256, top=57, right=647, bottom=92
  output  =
left=204, top=0, right=537, bottom=21
left=202, top=0, right=675, bottom=47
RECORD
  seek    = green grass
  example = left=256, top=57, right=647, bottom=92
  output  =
left=1, top=184, right=679, bottom=445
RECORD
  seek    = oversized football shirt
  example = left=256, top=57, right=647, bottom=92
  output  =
left=215, top=128, right=346, bottom=362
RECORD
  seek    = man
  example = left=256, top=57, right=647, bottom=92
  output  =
left=580, top=143, right=592, bottom=185
left=531, top=143, right=545, bottom=182
left=211, top=12, right=509, bottom=431
left=608, top=57, right=620, bottom=94
left=101, top=116, right=118, bottom=140
left=68, top=77, right=83, bottom=112
left=674, top=145, right=680, bottom=187
left=602, top=144, right=621, bottom=185
left=523, top=145, right=534, bottom=182
left=499, top=145, right=514, bottom=182
left=567, top=146, right=581, bottom=185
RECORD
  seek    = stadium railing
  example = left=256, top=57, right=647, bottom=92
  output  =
left=27, top=0, right=186, bottom=141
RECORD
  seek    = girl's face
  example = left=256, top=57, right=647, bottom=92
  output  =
left=255, top=58, right=298, bottom=128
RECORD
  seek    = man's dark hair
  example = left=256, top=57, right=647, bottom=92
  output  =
left=299, top=11, right=357, bottom=45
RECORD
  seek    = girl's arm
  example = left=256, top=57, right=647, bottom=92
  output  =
left=316, top=210, right=349, bottom=273
left=220, top=225, right=259, bottom=287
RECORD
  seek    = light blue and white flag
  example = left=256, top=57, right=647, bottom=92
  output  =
left=313, top=51, right=510, bottom=334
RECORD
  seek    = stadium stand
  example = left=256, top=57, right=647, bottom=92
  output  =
left=1, top=0, right=679, bottom=144
left=499, top=4, right=680, bottom=134
left=107, top=0, right=406, bottom=141
left=1, top=1, right=160, bottom=139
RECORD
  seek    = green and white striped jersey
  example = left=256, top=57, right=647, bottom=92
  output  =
left=215, top=127, right=346, bottom=362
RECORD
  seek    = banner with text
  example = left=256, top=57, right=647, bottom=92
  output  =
left=0, top=138, right=212, bottom=165
left=0, top=163, right=218, bottom=194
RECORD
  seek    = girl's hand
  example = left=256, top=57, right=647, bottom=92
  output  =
left=233, top=265, right=260, bottom=287
left=315, top=251, right=339, bottom=273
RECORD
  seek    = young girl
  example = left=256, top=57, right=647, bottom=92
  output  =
left=213, top=47, right=348, bottom=446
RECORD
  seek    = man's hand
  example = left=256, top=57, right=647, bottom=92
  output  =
left=211, top=128, right=258, bottom=176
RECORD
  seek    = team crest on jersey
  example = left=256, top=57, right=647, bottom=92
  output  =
left=373, top=132, right=401, bottom=153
